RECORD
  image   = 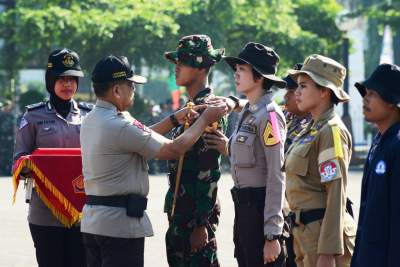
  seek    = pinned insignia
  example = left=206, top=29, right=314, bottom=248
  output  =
left=72, top=175, right=85, bottom=194
left=319, top=161, right=337, bottom=182
left=247, top=116, right=256, bottom=124
left=375, top=160, right=386, bottom=175
left=196, top=56, right=203, bottom=63
left=19, top=117, right=28, bottom=130
left=132, top=119, right=151, bottom=133
left=300, top=135, right=315, bottom=144
left=236, top=135, right=248, bottom=143
left=62, top=54, right=75, bottom=67
left=263, top=122, right=279, bottom=146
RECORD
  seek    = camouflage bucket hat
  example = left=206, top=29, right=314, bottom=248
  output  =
left=164, top=34, right=225, bottom=68
left=288, top=54, right=350, bottom=102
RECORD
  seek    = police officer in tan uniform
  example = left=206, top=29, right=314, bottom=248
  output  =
left=284, top=55, right=357, bottom=267
left=80, top=55, right=226, bottom=267
left=205, top=42, right=287, bottom=267
left=13, top=48, right=90, bottom=267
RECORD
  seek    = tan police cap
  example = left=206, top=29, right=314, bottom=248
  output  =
left=288, top=54, right=350, bottom=102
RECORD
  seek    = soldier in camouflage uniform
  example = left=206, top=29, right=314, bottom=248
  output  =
left=164, top=34, right=226, bottom=267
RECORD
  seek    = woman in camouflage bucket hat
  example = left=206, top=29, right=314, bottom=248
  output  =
left=284, top=54, right=357, bottom=267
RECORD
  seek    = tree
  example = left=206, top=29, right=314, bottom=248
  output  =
left=0, top=0, right=346, bottom=100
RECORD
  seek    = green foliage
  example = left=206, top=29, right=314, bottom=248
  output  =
left=19, top=89, right=46, bottom=108
left=0, top=0, right=346, bottom=102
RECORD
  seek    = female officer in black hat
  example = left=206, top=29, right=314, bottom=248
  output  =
left=205, top=42, right=287, bottom=267
left=13, top=48, right=89, bottom=267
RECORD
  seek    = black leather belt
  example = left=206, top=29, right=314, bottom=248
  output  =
left=86, top=194, right=147, bottom=218
left=289, top=208, right=326, bottom=227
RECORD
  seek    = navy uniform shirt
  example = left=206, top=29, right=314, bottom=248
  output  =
left=351, top=122, right=400, bottom=267
left=13, top=100, right=92, bottom=227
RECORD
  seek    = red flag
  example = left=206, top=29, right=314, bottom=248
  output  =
left=12, top=148, right=85, bottom=227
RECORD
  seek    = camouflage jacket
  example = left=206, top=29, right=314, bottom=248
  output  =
left=164, top=88, right=227, bottom=227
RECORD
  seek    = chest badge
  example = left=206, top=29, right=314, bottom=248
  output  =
left=375, top=160, right=386, bottom=175
left=236, top=135, right=248, bottom=143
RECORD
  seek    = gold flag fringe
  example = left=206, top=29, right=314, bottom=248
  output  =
left=12, top=158, right=81, bottom=227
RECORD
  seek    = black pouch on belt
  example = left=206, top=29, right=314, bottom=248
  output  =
left=126, top=194, right=148, bottom=218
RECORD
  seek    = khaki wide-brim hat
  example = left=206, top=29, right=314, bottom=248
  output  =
left=288, top=54, right=350, bottom=102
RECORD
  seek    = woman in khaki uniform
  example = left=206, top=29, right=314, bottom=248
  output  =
left=284, top=55, right=356, bottom=267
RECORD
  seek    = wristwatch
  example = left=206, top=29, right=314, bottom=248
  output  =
left=169, top=113, right=180, bottom=127
left=265, top=234, right=280, bottom=241
left=227, top=95, right=240, bottom=111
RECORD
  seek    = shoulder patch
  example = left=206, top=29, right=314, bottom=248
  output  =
left=319, top=159, right=342, bottom=182
left=263, top=121, right=280, bottom=146
left=26, top=102, right=45, bottom=111
left=78, top=102, right=94, bottom=111
left=132, top=119, right=151, bottom=133
left=18, top=117, right=28, bottom=130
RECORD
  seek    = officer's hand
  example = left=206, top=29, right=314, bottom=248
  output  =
left=202, top=102, right=228, bottom=124
left=190, top=226, right=208, bottom=253
left=263, top=239, right=281, bottom=264
left=206, top=96, right=237, bottom=113
left=203, top=128, right=229, bottom=156
left=316, top=254, right=336, bottom=267
left=174, top=104, right=207, bottom=124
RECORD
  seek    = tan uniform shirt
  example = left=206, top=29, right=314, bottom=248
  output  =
left=229, top=93, right=286, bottom=235
left=80, top=100, right=165, bottom=238
left=13, top=100, right=91, bottom=227
left=285, top=107, right=356, bottom=254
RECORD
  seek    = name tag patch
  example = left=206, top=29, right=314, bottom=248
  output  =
left=375, top=160, right=386, bottom=175
left=239, top=124, right=256, bottom=134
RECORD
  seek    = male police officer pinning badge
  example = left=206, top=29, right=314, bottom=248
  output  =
left=319, top=161, right=337, bottom=182
left=375, top=160, right=386, bottom=175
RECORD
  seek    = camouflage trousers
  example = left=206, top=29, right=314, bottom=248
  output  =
left=166, top=215, right=219, bottom=267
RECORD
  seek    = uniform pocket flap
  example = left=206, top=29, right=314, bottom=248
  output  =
left=233, top=134, right=256, bottom=168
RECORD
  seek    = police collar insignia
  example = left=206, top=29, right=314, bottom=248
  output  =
left=375, top=160, right=386, bottom=175
left=319, top=161, right=337, bottom=182
left=62, top=54, right=75, bottom=67
left=249, top=104, right=258, bottom=112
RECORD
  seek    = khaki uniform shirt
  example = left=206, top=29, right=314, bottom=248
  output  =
left=80, top=100, right=165, bottom=238
left=229, top=93, right=286, bottom=235
left=13, top=100, right=92, bottom=227
left=285, top=107, right=356, bottom=254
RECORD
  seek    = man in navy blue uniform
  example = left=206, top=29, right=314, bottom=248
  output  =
left=351, top=64, right=400, bottom=267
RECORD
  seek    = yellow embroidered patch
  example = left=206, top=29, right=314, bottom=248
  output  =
left=263, top=122, right=279, bottom=146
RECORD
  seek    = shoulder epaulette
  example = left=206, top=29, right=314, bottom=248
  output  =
left=26, top=102, right=46, bottom=111
left=78, top=102, right=94, bottom=111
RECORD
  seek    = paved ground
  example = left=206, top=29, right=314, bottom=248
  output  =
left=0, top=171, right=363, bottom=267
